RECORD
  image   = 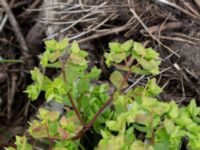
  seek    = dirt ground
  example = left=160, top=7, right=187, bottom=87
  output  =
left=0, top=0, right=200, bottom=147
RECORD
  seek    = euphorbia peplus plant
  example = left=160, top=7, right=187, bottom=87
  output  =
left=5, top=39, right=200, bottom=150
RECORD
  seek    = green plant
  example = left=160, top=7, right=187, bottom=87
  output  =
left=5, top=39, right=200, bottom=150
left=97, top=84, right=200, bottom=150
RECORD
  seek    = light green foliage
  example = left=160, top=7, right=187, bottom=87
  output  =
left=5, top=136, right=32, bottom=150
left=6, top=39, right=200, bottom=150
left=105, top=40, right=161, bottom=75
left=97, top=79, right=200, bottom=150
left=147, top=78, right=163, bottom=96
left=25, top=67, right=43, bottom=100
left=53, top=140, right=79, bottom=150
left=40, top=38, right=68, bottom=68
left=109, top=71, right=128, bottom=89
left=28, top=108, right=82, bottom=140
left=21, top=38, right=111, bottom=149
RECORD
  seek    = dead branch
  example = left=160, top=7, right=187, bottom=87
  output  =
left=1, top=0, right=29, bottom=56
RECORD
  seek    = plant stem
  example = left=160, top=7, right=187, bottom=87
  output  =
left=61, top=63, right=85, bottom=126
left=71, top=60, right=131, bottom=140
left=0, top=59, right=24, bottom=63
left=67, top=93, right=85, bottom=126
left=71, top=94, right=114, bottom=140
left=0, top=143, right=16, bottom=148
left=120, top=69, right=131, bottom=90
left=85, top=94, right=114, bottom=129
left=150, top=110, right=155, bottom=145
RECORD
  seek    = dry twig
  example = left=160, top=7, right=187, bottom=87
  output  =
left=1, top=0, right=29, bottom=55
left=130, top=8, right=180, bottom=57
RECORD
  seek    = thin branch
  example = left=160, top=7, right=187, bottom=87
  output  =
left=130, top=8, right=180, bottom=57
left=85, top=94, right=114, bottom=130
left=67, top=93, right=85, bottom=126
left=71, top=60, right=134, bottom=140
left=44, top=2, right=108, bottom=40
left=61, top=63, right=85, bottom=126
left=71, top=94, right=114, bottom=140
left=124, top=75, right=145, bottom=93
left=78, top=24, right=132, bottom=44
left=0, top=143, right=16, bottom=149
left=1, top=0, right=29, bottom=56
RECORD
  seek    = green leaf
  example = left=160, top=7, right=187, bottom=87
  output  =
left=77, top=78, right=90, bottom=93
left=41, top=39, right=68, bottom=68
left=141, top=96, right=157, bottom=109
left=46, top=61, right=62, bottom=68
left=114, top=94, right=128, bottom=113
left=130, top=140, right=154, bottom=150
left=54, top=140, right=79, bottom=150
left=45, top=87, right=54, bottom=102
left=99, top=83, right=109, bottom=93
left=168, top=101, right=179, bottom=119
left=106, top=120, right=119, bottom=131
left=71, top=41, right=80, bottom=53
left=65, top=62, right=85, bottom=85
left=188, top=100, right=200, bottom=123
left=38, top=108, right=49, bottom=120
left=56, top=38, right=68, bottom=51
left=147, top=78, right=163, bottom=96
left=25, top=84, right=41, bottom=100
left=145, top=48, right=159, bottom=60
left=97, top=135, right=125, bottom=150
left=41, top=76, right=52, bottom=91
left=175, top=115, right=193, bottom=127
left=100, top=130, right=111, bottom=139
left=109, top=71, right=127, bottom=89
left=153, top=102, right=170, bottom=115
left=5, top=147, right=15, bottom=150
left=45, top=39, right=57, bottom=52
left=154, top=141, right=170, bottom=150
left=85, top=67, right=101, bottom=79
left=131, top=66, right=150, bottom=75
left=132, top=86, right=145, bottom=102
left=48, top=111, right=60, bottom=121
left=125, top=127, right=135, bottom=144
left=49, top=51, right=61, bottom=63
left=164, top=119, right=175, bottom=134
left=78, top=50, right=88, bottom=57
left=121, top=40, right=133, bottom=52
left=15, top=136, right=32, bottom=150
left=134, top=113, right=151, bottom=125
left=133, top=42, right=147, bottom=56
left=30, top=67, right=43, bottom=84
left=39, top=51, right=50, bottom=67
left=29, top=121, right=48, bottom=139
left=138, top=58, right=160, bottom=75
left=69, top=53, right=88, bottom=66
left=105, top=52, right=127, bottom=66
left=109, top=42, right=121, bottom=53
left=49, top=122, right=58, bottom=137
left=60, top=116, right=69, bottom=127
left=57, top=127, right=68, bottom=140
left=188, top=99, right=200, bottom=116
left=106, top=113, right=127, bottom=133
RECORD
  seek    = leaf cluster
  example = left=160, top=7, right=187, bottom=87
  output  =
left=5, top=39, right=200, bottom=150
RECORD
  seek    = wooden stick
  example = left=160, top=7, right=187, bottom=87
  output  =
left=194, top=0, right=200, bottom=8
left=1, top=0, right=29, bottom=55
left=130, top=8, right=180, bottom=57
